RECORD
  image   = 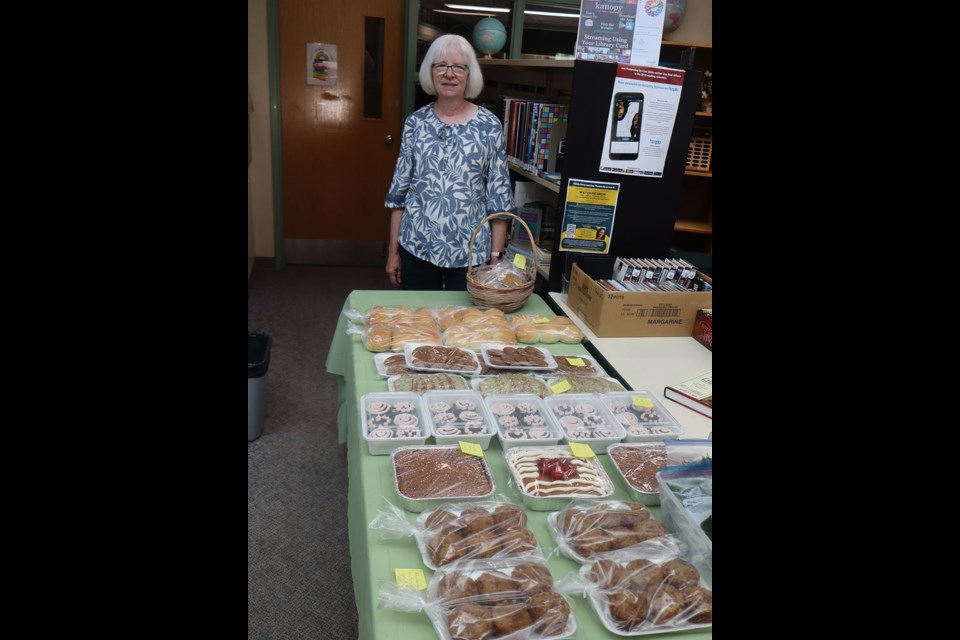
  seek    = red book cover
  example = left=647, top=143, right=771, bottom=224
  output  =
left=664, top=370, right=712, bottom=419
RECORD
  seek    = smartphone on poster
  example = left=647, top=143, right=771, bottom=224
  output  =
left=609, top=92, right=643, bottom=161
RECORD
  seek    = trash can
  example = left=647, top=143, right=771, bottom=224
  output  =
left=248, top=332, right=272, bottom=442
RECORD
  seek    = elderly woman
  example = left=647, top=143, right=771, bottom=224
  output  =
left=385, top=34, right=516, bottom=290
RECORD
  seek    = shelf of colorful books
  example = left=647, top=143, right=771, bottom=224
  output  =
left=507, top=161, right=560, bottom=193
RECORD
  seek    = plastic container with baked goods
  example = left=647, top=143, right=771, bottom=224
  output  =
left=542, top=394, right=625, bottom=454
left=543, top=375, right=625, bottom=396
left=546, top=499, right=676, bottom=565
left=377, top=558, right=577, bottom=640
left=473, top=373, right=553, bottom=398
left=403, top=342, right=482, bottom=376
left=502, top=445, right=615, bottom=511
left=597, top=391, right=684, bottom=442
left=479, top=343, right=558, bottom=371
left=422, top=390, right=496, bottom=450
left=484, top=394, right=562, bottom=450
left=390, top=445, right=496, bottom=512
left=606, top=442, right=668, bottom=505
left=657, top=465, right=712, bottom=588
left=360, top=392, right=430, bottom=455
left=549, top=353, right=606, bottom=377
left=559, top=547, right=713, bottom=635
left=388, top=372, right=470, bottom=394
left=374, top=352, right=414, bottom=378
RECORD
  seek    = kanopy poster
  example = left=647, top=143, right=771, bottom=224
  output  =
left=599, top=64, right=684, bottom=178
left=558, top=179, right=620, bottom=254
left=307, top=43, right=338, bottom=86
left=574, top=0, right=666, bottom=66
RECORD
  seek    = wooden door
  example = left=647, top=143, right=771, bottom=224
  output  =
left=279, top=0, right=404, bottom=264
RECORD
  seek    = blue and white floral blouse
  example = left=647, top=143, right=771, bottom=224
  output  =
left=385, top=103, right=516, bottom=268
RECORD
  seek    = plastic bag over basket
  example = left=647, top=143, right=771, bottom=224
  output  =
left=466, top=212, right=538, bottom=313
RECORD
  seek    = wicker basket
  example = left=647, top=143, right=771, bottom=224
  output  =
left=466, top=212, right=538, bottom=313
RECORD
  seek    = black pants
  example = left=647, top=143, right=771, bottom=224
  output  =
left=399, top=246, right=469, bottom=291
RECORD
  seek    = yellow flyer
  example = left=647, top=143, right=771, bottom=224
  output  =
left=557, top=179, right=619, bottom=253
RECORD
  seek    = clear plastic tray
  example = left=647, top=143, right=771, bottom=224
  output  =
left=479, top=343, right=558, bottom=371
left=374, top=352, right=414, bottom=378
left=422, top=390, right=496, bottom=450
left=473, top=373, right=552, bottom=398
left=597, top=391, right=684, bottom=441
left=360, top=392, right=430, bottom=455
left=606, top=442, right=668, bottom=505
left=545, top=499, right=675, bottom=563
left=403, top=342, right=481, bottom=376
left=484, top=394, right=562, bottom=449
left=542, top=394, right=625, bottom=454
left=657, top=469, right=713, bottom=589
left=390, top=445, right=496, bottom=512
left=388, top=373, right=469, bottom=394
left=544, top=375, right=625, bottom=395
left=549, top=353, right=606, bottom=377
left=502, top=445, right=615, bottom=511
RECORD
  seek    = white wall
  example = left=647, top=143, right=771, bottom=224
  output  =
left=249, top=0, right=275, bottom=259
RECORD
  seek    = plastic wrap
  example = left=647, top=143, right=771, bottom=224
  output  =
left=483, top=395, right=562, bottom=449
left=546, top=499, right=677, bottom=563
left=657, top=466, right=712, bottom=587
left=377, top=559, right=577, bottom=640
left=509, top=314, right=584, bottom=345
left=606, top=443, right=668, bottom=505
left=423, top=390, right=496, bottom=449
left=405, top=343, right=482, bottom=375
left=480, top=343, right=557, bottom=371
left=663, top=439, right=712, bottom=467
left=596, top=392, right=684, bottom=442
left=441, top=310, right=517, bottom=350
left=375, top=352, right=415, bottom=378
left=389, top=373, right=470, bottom=394
left=476, top=374, right=552, bottom=398
left=542, top=394, right=625, bottom=454
left=556, top=547, right=713, bottom=635
left=346, top=321, right=443, bottom=353
left=391, top=445, right=496, bottom=512
left=361, top=392, right=430, bottom=455
left=474, top=260, right=529, bottom=289
left=369, top=498, right=547, bottom=570
left=502, top=445, right=615, bottom=511
left=437, top=306, right=507, bottom=331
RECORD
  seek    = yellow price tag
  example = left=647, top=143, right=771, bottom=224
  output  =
left=395, top=568, right=427, bottom=590
left=459, top=441, right=484, bottom=457
left=513, top=254, right=527, bottom=270
left=551, top=380, right=572, bottom=394
left=532, top=315, right=550, bottom=324
left=568, top=442, right=596, bottom=458
left=566, top=357, right=586, bottom=367
left=631, top=396, right=655, bottom=409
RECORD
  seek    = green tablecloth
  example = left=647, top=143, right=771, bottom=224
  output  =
left=325, top=291, right=711, bottom=640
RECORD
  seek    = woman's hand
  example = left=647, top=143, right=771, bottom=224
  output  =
left=386, top=252, right=402, bottom=286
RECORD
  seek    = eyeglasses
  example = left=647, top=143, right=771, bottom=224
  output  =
left=432, top=63, right=469, bottom=76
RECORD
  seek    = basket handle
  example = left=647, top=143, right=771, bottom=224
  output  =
left=467, top=212, right=539, bottom=277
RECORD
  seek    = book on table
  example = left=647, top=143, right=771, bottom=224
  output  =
left=663, top=370, right=712, bottom=419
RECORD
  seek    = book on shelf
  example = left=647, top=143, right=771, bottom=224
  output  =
left=664, top=370, right=712, bottom=419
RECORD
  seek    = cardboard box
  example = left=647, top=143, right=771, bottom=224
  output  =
left=692, top=309, right=712, bottom=351
left=566, top=263, right=712, bottom=337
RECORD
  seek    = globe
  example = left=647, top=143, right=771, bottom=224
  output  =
left=663, top=0, right=687, bottom=34
left=472, top=17, right=507, bottom=58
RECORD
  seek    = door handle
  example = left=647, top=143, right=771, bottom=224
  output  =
left=385, top=134, right=393, bottom=145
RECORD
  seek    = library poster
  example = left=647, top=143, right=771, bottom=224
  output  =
left=558, top=179, right=620, bottom=254
left=574, top=0, right=666, bottom=66
left=307, top=43, right=338, bottom=86
left=599, top=64, right=684, bottom=178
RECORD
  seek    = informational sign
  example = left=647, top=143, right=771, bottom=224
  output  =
left=557, top=179, right=620, bottom=254
left=599, top=64, right=684, bottom=178
left=574, top=0, right=666, bottom=66
left=307, top=43, right=338, bottom=86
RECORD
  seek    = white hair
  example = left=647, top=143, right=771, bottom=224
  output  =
left=418, top=34, right=484, bottom=99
